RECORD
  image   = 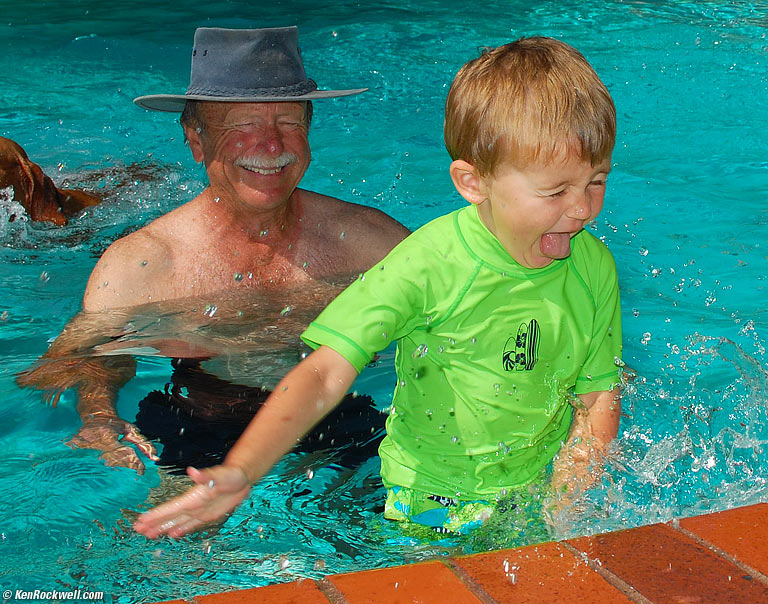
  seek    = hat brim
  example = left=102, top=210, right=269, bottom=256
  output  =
left=134, top=88, right=368, bottom=112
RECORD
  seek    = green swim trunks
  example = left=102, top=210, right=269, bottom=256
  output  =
left=384, top=485, right=494, bottom=534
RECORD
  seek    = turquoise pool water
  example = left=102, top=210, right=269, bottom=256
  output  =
left=1, top=1, right=767, bottom=601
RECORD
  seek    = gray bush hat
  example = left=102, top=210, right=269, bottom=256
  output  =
left=134, top=26, right=367, bottom=112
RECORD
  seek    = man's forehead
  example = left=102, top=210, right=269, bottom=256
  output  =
left=199, top=101, right=305, bottom=121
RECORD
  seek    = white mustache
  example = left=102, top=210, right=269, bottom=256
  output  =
left=234, top=153, right=297, bottom=171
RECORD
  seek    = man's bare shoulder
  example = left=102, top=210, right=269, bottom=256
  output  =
left=300, top=190, right=410, bottom=268
left=83, top=203, right=200, bottom=311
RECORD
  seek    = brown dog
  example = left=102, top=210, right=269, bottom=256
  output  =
left=0, top=136, right=101, bottom=225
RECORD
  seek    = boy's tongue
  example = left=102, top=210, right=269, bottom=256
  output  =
left=539, top=232, right=573, bottom=259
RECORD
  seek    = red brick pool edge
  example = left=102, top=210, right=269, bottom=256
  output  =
left=155, top=502, right=768, bottom=603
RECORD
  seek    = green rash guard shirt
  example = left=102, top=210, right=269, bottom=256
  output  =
left=302, top=204, right=622, bottom=500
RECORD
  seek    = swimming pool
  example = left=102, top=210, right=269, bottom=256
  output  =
left=1, top=1, right=767, bottom=601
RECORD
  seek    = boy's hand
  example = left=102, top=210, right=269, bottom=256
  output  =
left=133, top=345, right=358, bottom=540
left=548, top=409, right=599, bottom=510
left=133, top=465, right=250, bottom=539
left=546, top=388, right=621, bottom=520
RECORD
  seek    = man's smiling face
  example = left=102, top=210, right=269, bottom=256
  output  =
left=186, top=101, right=311, bottom=212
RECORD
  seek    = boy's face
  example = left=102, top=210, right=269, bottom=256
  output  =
left=473, top=154, right=611, bottom=268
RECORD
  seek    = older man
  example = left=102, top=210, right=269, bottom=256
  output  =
left=19, top=26, right=408, bottom=473
left=88, top=26, right=407, bottom=309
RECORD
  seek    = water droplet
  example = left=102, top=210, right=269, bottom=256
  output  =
left=203, top=304, right=218, bottom=317
left=279, top=555, right=290, bottom=570
left=260, top=229, right=269, bottom=237
left=213, top=196, right=220, bottom=203
left=638, top=247, right=649, bottom=256
left=339, top=231, right=346, bottom=240
left=233, top=272, right=243, bottom=282
left=314, top=559, right=326, bottom=570
left=141, top=260, right=148, bottom=267
left=280, top=305, right=293, bottom=316
left=306, top=468, right=315, bottom=480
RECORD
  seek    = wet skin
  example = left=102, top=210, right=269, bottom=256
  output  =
left=453, top=153, right=611, bottom=269
left=185, top=101, right=311, bottom=218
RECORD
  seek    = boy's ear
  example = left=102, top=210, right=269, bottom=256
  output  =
left=449, top=159, right=487, bottom=205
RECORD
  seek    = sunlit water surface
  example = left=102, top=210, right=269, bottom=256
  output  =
left=1, top=1, right=767, bottom=601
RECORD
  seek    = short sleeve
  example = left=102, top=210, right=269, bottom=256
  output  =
left=301, top=236, right=433, bottom=373
left=575, top=242, right=623, bottom=394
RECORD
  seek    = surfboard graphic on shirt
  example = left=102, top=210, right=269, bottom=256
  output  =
left=502, top=319, right=540, bottom=371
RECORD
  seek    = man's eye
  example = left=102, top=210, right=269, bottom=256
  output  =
left=548, top=189, right=567, bottom=198
left=590, top=179, right=606, bottom=187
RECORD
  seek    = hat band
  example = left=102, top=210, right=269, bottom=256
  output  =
left=186, top=79, right=318, bottom=98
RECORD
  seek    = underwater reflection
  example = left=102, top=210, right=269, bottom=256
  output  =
left=18, top=281, right=385, bottom=477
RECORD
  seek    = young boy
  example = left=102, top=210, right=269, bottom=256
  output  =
left=134, top=36, right=622, bottom=539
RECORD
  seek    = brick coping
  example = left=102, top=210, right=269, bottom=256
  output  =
left=153, top=502, right=768, bottom=603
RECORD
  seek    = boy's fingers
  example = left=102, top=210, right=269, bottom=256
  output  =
left=168, top=518, right=201, bottom=539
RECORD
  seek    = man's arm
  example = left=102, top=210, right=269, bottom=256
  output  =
left=550, top=388, right=621, bottom=504
left=16, top=309, right=159, bottom=473
left=133, top=345, right=358, bottom=539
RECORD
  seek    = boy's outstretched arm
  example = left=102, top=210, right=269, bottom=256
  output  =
left=132, top=345, right=359, bottom=539
left=550, top=388, right=621, bottom=504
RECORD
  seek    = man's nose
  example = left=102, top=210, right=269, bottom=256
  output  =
left=259, top=123, right=285, bottom=156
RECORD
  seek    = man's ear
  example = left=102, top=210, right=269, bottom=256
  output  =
left=449, top=159, right=487, bottom=205
left=184, top=124, right=205, bottom=163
